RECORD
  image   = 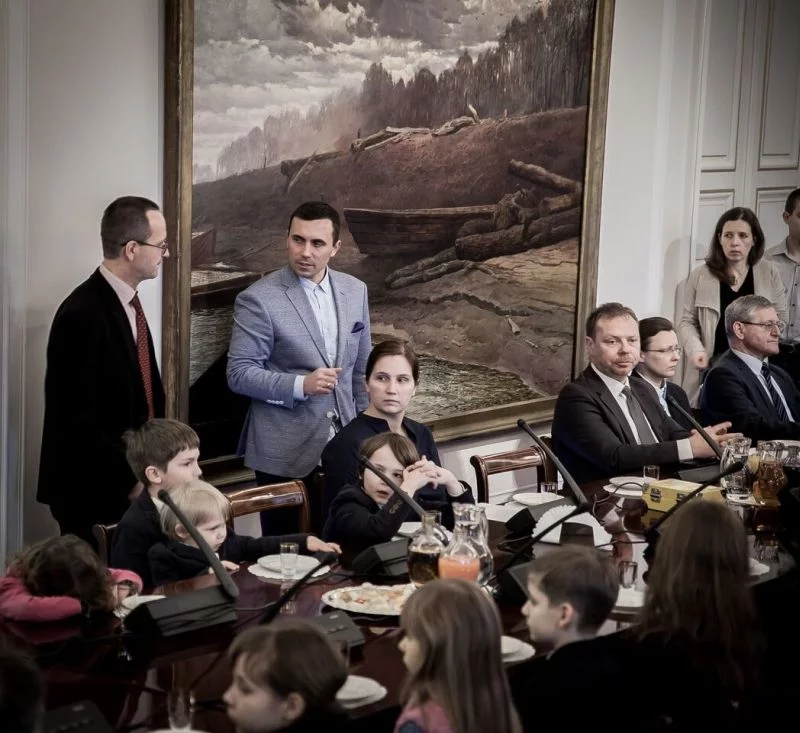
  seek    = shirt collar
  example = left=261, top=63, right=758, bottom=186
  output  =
left=732, top=348, right=768, bottom=377
left=99, top=263, right=137, bottom=306
left=298, top=268, right=330, bottom=294
left=590, top=363, right=630, bottom=398
left=634, top=369, right=666, bottom=394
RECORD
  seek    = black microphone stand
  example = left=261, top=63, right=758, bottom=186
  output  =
left=666, top=394, right=724, bottom=459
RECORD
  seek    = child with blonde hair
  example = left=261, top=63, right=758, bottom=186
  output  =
left=395, top=578, right=521, bottom=733
left=148, top=480, right=339, bottom=585
left=0, top=535, right=141, bottom=621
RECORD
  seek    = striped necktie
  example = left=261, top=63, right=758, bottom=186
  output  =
left=130, top=294, right=154, bottom=418
left=761, top=362, right=789, bottom=422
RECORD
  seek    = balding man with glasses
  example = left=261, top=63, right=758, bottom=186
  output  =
left=38, top=196, right=167, bottom=544
left=701, top=294, right=800, bottom=441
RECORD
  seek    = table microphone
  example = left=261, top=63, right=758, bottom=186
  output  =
left=666, top=394, right=723, bottom=459
left=260, top=552, right=338, bottom=624
left=123, top=491, right=239, bottom=637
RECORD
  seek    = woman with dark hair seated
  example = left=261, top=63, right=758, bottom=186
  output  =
left=628, top=500, right=765, bottom=729
left=321, top=338, right=472, bottom=527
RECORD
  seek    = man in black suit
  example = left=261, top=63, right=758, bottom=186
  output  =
left=38, top=196, right=167, bottom=543
left=701, top=294, right=800, bottom=441
left=632, top=316, right=695, bottom=431
left=552, top=303, right=733, bottom=483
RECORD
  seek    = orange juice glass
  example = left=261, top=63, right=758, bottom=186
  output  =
left=438, top=555, right=480, bottom=581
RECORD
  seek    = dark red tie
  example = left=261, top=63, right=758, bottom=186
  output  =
left=130, top=294, right=154, bottom=418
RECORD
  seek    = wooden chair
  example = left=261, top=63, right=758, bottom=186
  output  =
left=226, top=481, right=311, bottom=533
left=92, top=523, right=117, bottom=565
left=469, top=438, right=558, bottom=504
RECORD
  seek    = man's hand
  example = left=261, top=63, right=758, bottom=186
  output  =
left=306, top=537, right=341, bottom=554
left=303, top=367, right=342, bottom=396
left=688, top=422, right=742, bottom=459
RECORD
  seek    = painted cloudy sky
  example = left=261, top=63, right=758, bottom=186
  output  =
left=193, top=0, right=550, bottom=170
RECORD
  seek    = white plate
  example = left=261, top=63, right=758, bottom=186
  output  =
left=512, top=492, right=562, bottom=507
left=247, top=563, right=329, bottom=581
left=338, top=683, right=388, bottom=709
left=397, top=522, right=452, bottom=541
left=257, top=554, right=321, bottom=573
left=749, top=558, right=770, bottom=577
left=504, top=640, right=535, bottom=663
left=615, top=587, right=644, bottom=609
left=322, top=583, right=415, bottom=616
left=609, top=476, right=648, bottom=488
left=603, top=484, right=643, bottom=499
left=501, top=635, right=524, bottom=656
left=336, top=675, right=383, bottom=702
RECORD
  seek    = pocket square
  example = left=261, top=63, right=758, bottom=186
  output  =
left=351, top=322, right=365, bottom=333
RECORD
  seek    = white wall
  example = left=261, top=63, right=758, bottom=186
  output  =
left=11, top=0, right=163, bottom=543
left=2, top=0, right=715, bottom=546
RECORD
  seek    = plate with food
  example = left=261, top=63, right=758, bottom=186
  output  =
left=321, top=583, right=415, bottom=616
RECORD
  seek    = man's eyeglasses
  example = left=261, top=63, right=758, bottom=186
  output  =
left=644, top=346, right=683, bottom=355
left=739, top=320, right=786, bottom=333
left=131, top=239, right=169, bottom=254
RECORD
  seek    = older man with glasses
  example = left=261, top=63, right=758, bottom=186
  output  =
left=701, top=294, right=800, bottom=441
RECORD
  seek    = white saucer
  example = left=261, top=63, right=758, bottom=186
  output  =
left=397, top=522, right=452, bottom=541
left=257, top=554, right=320, bottom=573
left=603, top=484, right=643, bottom=498
left=336, top=675, right=383, bottom=703
left=609, top=476, right=648, bottom=488
left=501, top=635, right=524, bottom=656
left=512, top=492, right=562, bottom=507
left=247, top=563, right=329, bottom=581
left=749, top=558, right=770, bottom=577
left=726, top=494, right=762, bottom=507
left=503, top=639, right=535, bottom=663
left=338, top=684, right=388, bottom=709
left=615, top=587, right=644, bottom=609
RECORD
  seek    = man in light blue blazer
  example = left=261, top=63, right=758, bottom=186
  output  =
left=227, top=201, right=371, bottom=533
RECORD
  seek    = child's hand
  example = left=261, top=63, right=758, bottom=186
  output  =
left=112, top=581, right=138, bottom=606
left=210, top=561, right=240, bottom=574
left=306, top=537, right=341, bottom=554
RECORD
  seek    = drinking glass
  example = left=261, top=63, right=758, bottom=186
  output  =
left=643, top=465, right=660, bottom=483
left=618, top=561, right=638, bottom=590
left=280, top=542, right=299, bottom=582
left=540, top=481, right=558, bottom=494
left=167, top=689, right=193, bottom=731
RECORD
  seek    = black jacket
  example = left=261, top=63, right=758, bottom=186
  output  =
left=701, top=349, right=800, bottom=441
left=110, top=490, right=162, bottom=588
left=147, top=530, right=308, bottom=586
left=38, top=270, right=165, bottom=524
left=552, top=366, right=691, bottom=483
left=322, top=485, right=416, bottom=557
left=321, top=412, right=472, bottom=528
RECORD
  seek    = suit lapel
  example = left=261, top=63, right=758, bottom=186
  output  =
left=584, top=367, right=638, bottom=444
left=727, top=353, right=777, bottom=417
left=329, top=270, right=349, bottom=365
left=90, top=270, right=139, bottom=373
left=281, top=267, right=329, bottom=365
left=633, top=380, right=669, bottom=440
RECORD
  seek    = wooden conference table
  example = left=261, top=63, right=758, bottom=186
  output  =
left=1, top=480, right=795, bottom=732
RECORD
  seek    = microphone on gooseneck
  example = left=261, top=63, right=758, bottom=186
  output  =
left=157, top=489, right=239, bottom=600
left=666, top=394, right=724, bottom=459
left=260, top=552, right=338, bottom=624
left=358, top=455, right=427, bottom=519
left=516, top=419, right=590, bottom=510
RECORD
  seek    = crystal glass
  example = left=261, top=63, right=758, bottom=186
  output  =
left=408, top=512, right=445, bottom=587
left=167, top=688, right=193, bottom=731
left=720, top=437, right=752, bottom=499
left=643, top=465, right=660, bottom=482
left=618, top=561, right=638, bottom=589
left=754, top=445, right=787, bottom=507
left=540, top=481, right=558, bottom=494
left=280, top=542, right=299, bottom=582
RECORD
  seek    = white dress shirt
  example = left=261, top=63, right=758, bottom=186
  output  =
left=591, top=364, right=692, bottom=460
left=732, top=350, right=795, bottom=421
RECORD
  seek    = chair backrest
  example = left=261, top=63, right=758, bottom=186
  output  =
left=92, top=523, right=117, bottom=565
left=469, top=439, right=558, bottom=503
left=226, top=481, right=310, bottom=533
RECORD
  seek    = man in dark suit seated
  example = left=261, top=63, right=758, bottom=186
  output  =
left=701, top=294, right=800, bottom=441
left=552, top=302, right=733, bottom=483
left=632, top=316, right=695, bottom=431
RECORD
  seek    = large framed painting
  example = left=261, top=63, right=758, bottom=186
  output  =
left=163, top=0, right=614, bottom=475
